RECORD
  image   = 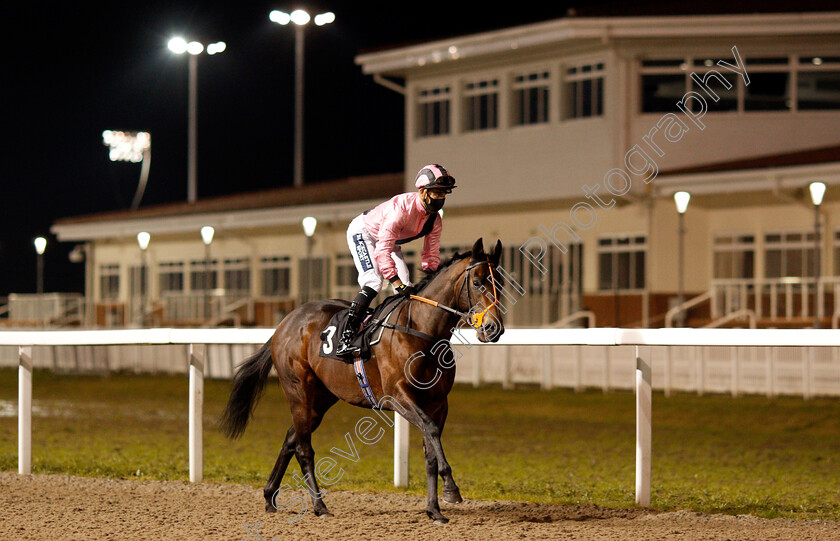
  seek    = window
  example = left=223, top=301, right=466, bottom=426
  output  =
left=713, top=234, right=755, bottom=279
left=223, top=258, right=250, bottom=293
left=129, top=265, right=147, bottom=297
left=464, top=78, right=498, bottom=131
left=833, top=231, right=840, bottom=276
left=513, top=71, right=549, bottom=125
left=191, top=259, right=218, bottom=291
left=744, top=58, right=791, bottom=111
left=641, top=54, right=840, bottom=113
left=299, top=256, right=329, bottom=302
left=640, top=59, right=688, bottom=113
left=99, top=264, right=120, bottom=300
left=797, top=56, right=840, bottom=110
left=158, top=262, right=184, bottom=293
left=691, top=58, right=739, bottom=111
left=261, top=256, right=291, bottom=297
left=334, top=253, right=358, bottom=301
left=417, top=86, right=450, bottom=137
left=598, top=235, right=646, bottom=290
left=764, top=231, right=817, bottom=278
left=564, top=63, right=604, bottom=119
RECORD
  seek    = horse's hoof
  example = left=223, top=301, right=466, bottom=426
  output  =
left=443, top=489, right=463, bottom=504
left=317, top=511, right=335, bottom=519
left=265, top=502, right=277, bottom=513
left=427, top=510, right=449, bottom=524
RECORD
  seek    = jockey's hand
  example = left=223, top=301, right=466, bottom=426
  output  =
left=395, top=283, right=414, bottom=298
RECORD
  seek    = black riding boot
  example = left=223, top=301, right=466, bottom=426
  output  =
left=336, top=286, right=377, bottom=355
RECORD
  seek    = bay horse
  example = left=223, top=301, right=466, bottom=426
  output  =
left=219, top=238, right=505, bottom=523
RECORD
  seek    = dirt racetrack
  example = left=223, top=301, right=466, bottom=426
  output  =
left=2, top=472, right=839, bottom=541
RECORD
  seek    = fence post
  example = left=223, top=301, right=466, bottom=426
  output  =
left=19, top=346, right=32, bottom=475
left=574, top=345, right=583, bottom=392
left=394, top=413, right=409, bottom=487
left=541, top=346, right=553, bottom=390
left=635, top=346, right=652, bottom=507
left=189, top=343, right=205, bottom=483
left=502, top=346, right=512, bottom=389
left=472, top=347, right=481, bottom=388
left=804, top=347, right=812, bottom=400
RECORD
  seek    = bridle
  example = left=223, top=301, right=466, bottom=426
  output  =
left=409, top=256, right=501, bottom=331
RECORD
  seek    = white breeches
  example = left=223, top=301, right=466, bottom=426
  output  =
left=346, top=214, right=411, bottom=292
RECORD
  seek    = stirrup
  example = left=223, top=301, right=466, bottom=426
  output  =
left=335, top=331, right=360, bottom=356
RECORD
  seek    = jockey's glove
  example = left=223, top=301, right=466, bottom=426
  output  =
left=395, top=283, right=414, bottom=298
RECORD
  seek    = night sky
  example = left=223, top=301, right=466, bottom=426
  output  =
left=2, top=1, right=834, bottom=296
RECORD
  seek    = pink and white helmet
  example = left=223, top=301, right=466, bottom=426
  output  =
left=414, top=164, right=457, bottom=191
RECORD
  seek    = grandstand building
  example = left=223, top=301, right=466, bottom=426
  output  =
left=50, top=11, right=840, bottom=329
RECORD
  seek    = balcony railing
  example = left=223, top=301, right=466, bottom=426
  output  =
left=711, top=277, right=840, bottom=323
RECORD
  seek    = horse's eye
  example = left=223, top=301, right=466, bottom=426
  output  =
left=472, top=279, right=480, bottom=287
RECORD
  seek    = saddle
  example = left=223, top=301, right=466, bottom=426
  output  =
left=318, top=294, right=404, bottom=363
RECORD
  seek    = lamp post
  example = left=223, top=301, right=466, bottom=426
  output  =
left=168, top=37, right=226, bottom=203
left=137, top=232, right=151, bottom=325
left=269, top=9, right=335, bottom=188
left=33, top=237, right=47, bottom=326
left=809, top=181, right=826, bottom=328
left=34, top=237, right=47, bottom=295
left=201, top=226, right=215, bottom=320
left=302, top=217, right=317, bottom=303
left=674, top=191, right=691, bottom=327
left=102, top=130, right=151, bottom=209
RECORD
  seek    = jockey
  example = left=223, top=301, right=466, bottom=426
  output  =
left=335, top=164, right=457, bottom=356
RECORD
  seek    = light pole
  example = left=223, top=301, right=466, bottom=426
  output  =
left=34, top=237, right=47, bottom=326
left=674, top=191, right=691, bottom=327
left=137, top=232, right=151, bottom=325
left=269, top=9, right=335, bottom=188
left=102, top=130, right=151, bottom=209
left=34, top=237, right=47, bottom=295
left=168, top=37, right=226, bottom=203
left=809, top=181, right=826, bottom=328
left=302, top=217, right=317, bottom=303
left=201, top=226, right=215, bottom=321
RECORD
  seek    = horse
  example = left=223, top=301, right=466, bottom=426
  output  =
left=219, top=237, right=506, bottom=523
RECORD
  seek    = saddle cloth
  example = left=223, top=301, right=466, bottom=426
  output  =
left=318, top=295, right=403, bottom=363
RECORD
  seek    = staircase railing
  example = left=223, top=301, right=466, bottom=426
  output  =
left=546, top=310, right=595, bottom=328
left=665, top=290, right=713, bottom=328
left=701, top=308, right=756, bottom=329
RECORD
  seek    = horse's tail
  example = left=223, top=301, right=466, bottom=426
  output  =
left=219, top=338, right=274, bottom=440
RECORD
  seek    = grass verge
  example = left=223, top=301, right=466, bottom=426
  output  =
left=0, top=368, right=838, bottom=519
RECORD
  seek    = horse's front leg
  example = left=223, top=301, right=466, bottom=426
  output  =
left=396, top=397, right=460, bottom=521
left=426, top=399, right=462, bottom=504
left=422, top=436, right=447, bottom=523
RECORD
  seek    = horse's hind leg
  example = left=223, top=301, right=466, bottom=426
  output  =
left=282, top=376, right=338, bottom=518
left=289, top=396, right=335, bottom=517
left=264, top=426, right=297, bottom=512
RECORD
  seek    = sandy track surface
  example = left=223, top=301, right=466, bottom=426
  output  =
left=2, top=472, right=839, bottom=540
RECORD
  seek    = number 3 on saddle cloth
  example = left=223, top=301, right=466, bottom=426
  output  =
left=319, top=294, right=405, bottom=363
left=319, top=294, right=406, bottom=408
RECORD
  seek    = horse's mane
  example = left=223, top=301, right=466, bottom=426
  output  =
left=413, top=250, right=472, bottom=293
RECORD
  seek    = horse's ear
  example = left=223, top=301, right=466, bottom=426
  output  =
left=492, top=239, right=502, bottom=264
left=471, top=238, right=484, bottom=260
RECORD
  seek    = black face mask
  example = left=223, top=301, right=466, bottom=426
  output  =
left=423, top=195, right=445, bottom=212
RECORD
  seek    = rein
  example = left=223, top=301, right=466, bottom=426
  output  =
left=409, top=256, right=501, bottom=331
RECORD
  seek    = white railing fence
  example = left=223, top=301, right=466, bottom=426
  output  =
left=3, top=328, right=840, bottom=509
